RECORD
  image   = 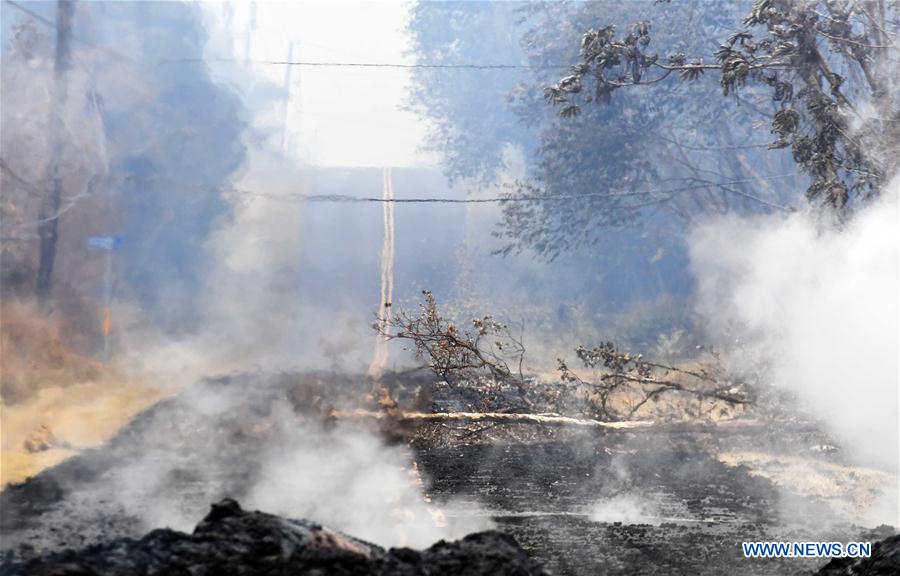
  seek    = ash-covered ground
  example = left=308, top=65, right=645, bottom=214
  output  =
left=1, top=371, right=896, bottom=575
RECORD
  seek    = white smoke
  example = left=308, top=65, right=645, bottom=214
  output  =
left=590, top=493, right=663, bottom=525
left=33, top=375, right=493, bottom=552
left=244, top=416, right=489, bottom=548
left=689, top=182, right=899, bottom=524
left=104, top=153, right=492, bottom=548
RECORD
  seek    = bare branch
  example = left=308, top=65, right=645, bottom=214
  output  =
left=378, top=292, right=751, bottom=421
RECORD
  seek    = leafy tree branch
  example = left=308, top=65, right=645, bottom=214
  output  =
left=546, top=0, right=900, bottom=215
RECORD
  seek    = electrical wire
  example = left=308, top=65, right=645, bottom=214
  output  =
left=1, top=0, right=798, bottom=215
left=3, top=1, right=562, bottom=71
left=228, top=173, right=800, bottom=209
left=187, top=58, right=566, bottom=70
left=3, top=0, right=51, bottom=26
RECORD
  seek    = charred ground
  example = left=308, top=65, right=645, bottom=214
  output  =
left=1, top=371, right=896, bottom=575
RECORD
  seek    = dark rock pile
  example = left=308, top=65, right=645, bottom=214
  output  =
left=813, top=534, right=900, bottom=576
left=1, top=498, right=549, bottom=576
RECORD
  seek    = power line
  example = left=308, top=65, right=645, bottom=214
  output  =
left=1, top=0, right=798, bottom=214
left=3, top=2, right=562, bottom=71
left=3, top=151, right=799, bottom=224
left=4, top=0, right=52, bottom=27
left=229, top=173, right=800, bottom=210
left=3, top=0, right=138, bottom=64
left=171, top=58, right=565, bottom=70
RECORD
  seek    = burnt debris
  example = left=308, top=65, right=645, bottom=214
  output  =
left=813, top=534, right=900, bottom=576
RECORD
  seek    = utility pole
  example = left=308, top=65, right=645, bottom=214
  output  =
left=244, top=1, right=256, bottom=64
left=36, top=0, right=76, bottom=306
left=280, top=41, right=294, bottom=153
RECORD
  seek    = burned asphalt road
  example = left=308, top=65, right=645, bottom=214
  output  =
left=1, top=372, right=896, bottom=575
left=415, top=436, right=895, bottom=575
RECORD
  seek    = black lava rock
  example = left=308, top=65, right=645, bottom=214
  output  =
left=1, top=499, right=549, bottom=576
left=813, top=534, right=900, bottom=576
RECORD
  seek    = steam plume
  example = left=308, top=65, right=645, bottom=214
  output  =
left=690, top=186, right=900, bottom=525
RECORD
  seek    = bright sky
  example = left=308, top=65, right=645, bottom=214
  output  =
left=204, top=1, right=437, bottom=168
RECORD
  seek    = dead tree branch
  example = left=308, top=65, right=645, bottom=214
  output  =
left=377, top=290, right=534, bottom=409
left=558, top=343, right=750, bottom=420
left=377, top=292, right=752, bottom=421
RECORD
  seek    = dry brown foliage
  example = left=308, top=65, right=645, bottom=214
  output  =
left=378, top=291, right=751, bottom=421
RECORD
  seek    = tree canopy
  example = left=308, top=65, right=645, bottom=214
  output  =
left=546, top=0, right=900, bottom=217
left=408, top=1, right=809, bottom=262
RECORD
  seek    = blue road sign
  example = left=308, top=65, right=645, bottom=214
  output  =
left=87, top=235, right=122, bottom=250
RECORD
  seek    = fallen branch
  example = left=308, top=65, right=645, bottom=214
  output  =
left=329, top=409, right=809, bottom=435
left=378, top=292, right=751, bottom=421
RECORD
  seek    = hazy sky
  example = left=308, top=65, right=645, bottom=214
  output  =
left=204, top=1, right=437, bottom=168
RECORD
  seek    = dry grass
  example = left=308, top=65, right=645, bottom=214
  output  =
left=0, top=301, right=104, bottom=404
left=0, top=301, right=163, bottom=487
left=718, top=450, right=896, bottom=523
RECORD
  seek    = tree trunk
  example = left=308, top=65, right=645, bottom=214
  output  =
left=36, top=0, right=76, bottom=306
